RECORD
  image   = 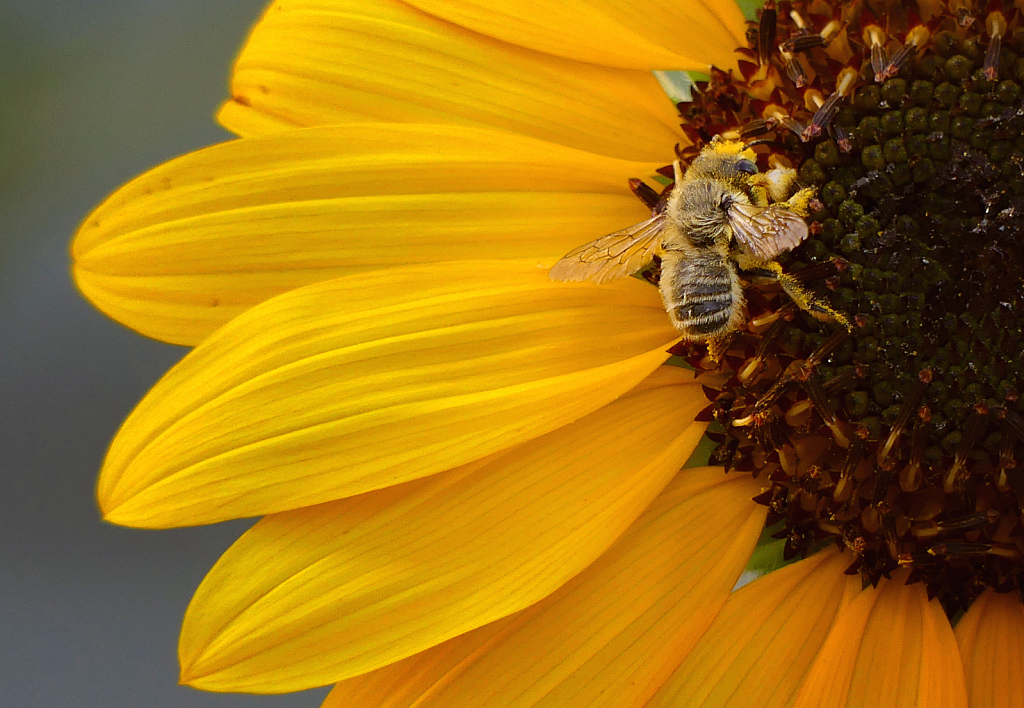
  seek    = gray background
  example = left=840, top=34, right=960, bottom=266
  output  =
left=2, top=1, right=330, bottom=706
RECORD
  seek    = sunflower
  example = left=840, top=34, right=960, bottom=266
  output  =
left=73, top=0, right=1024, bottom=706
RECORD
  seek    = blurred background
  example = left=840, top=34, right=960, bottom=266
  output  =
left=1, top=1, right=329, bottom=705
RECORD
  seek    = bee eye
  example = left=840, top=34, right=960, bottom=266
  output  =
left=735, top=158, right=758, bottom=174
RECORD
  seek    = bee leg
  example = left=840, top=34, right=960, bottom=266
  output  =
left=783, top=186, right=817, bottom=216
left=738, top=257, right=852, bottom=329
left=706, top=333, right=737, bottom=363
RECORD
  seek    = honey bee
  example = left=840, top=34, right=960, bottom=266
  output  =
left=549, top=139, right=847, bottom=342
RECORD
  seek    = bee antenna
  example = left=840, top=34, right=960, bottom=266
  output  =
left=743, top=138, right=778, bottom=149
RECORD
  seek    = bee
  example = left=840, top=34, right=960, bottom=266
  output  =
left=548, top=139, right=848, bottom=343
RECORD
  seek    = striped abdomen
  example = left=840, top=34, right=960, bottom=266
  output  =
left=659, top=252, right=744, bottom=339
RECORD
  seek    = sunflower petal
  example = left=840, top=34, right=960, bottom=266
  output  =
left=792, top=570, right=968, bottom=708
left=955, top=589, right=1024, bottom=708
left=178, top=371, right=713, bottom=692
left=401, top=0, right=747, bottom=71
left=98, top=261, right=680, bottom=528
left=73, top=123, right=658, bottom=345
left=647, top=548, right=861, bottom=708
left=217, top=0, right=684, bottom=159
left=296, top=466, right=762, bottom=703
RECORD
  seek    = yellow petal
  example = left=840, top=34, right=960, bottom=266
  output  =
left=401, top=0, right=747, bottom=71
left=178, top=368, right=711, bottom=692
left=319, top=466, right=766, bottom=707
left=792, top=570, right=968, bottom=708
left=647, top=548, right=861, bottom=708
left=73, top=123, right=658, bottom=345
left=218, top=0, right=684, bottom=159
left=98, top=261, right=681, bottom=528
left=955, top=589, right=1024, bottom=708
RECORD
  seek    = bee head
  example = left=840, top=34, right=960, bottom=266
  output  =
left=686, top=139, right=759, bottom=180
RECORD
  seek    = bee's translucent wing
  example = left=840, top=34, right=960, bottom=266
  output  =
left=728, top=202, right=810, bottom=260
left=548, top=215, right=666, bottom=284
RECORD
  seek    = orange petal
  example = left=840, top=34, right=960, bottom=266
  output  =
left=178, top=368, right=710, bottom=692
left=98, top=261, right=681, bottom=528
left=219, top=0, right=684, bottom=160
left=402, top=0, right=747, bottom=71
left=647, top=548, right=861, bottom=708
left=792, top=570, right=968, bottom=708
left=321, top=466, right=766, bottom=707
left=955, top=589, right=1024, bottom=708
left=73, top=123, right=658, bottom=345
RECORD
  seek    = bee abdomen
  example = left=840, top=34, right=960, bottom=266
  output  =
left=660, top=253, right=743, bottom=338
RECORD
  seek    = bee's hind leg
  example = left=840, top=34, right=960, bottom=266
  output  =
left=738, top=257, right=851, bottom=329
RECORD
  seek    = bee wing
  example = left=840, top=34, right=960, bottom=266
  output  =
left=548, top=215, right=666, bottom=284
left=728, top=202, right=810, bottom=261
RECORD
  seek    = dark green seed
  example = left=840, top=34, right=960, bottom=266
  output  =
left=839, top=233, right=861, bottom=256
left=881, top=78, right=907, bottom=104
left=883, top=137, right=908, bottom=164
left=957, top=91, right=982, bottom=115
left=934, top=31, right=958, bottom=57
left=820, top=182, right=846, bottom=207
left=945, top=55, right=973, bottom=83
left=951, top=116, right=975, bottom=140
left=928, top=135, right=951, bottom=161
left=906, top=133, right=929, bottom=157
left=934, top=82, right=962, bottom=107
left=996, top=80, right=1022, bottom=105
left=814, top=140, right=841, bottom=167
left=854, top=85, right=882, bottom=112
left=857, top=115, right=883, bottom=145
left=799, top=158, right=827, bottom=184
left=881, top=110, right=905, bottom=134
left=905, top=107, right=929, bottom=133
left=862, top=144, right=886, bottom=170
left=856, top=216, right=881, bottom=241
left=909, top=79, right=935, bottom=105
left=929, top=110, right=951, bottom=133
left=916, top=56, right=944, bottom=82
left=837, top=200, right=865, bottom=227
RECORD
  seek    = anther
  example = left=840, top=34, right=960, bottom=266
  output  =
left=999, top=406, right=1024, bottom=441
left=802, top=373, right=851, bottom=448
left=834, top=439, right=864, bottom=502
left=878, top=26, right=930, bottom=82
left=872, top=465, right=895, bottom=505
left=758, top=1, right=777, bottom=66
left=985, top=12, right=1007, bottom=81
left=999, top=420, right=1017, bottom=470
left=943, top=411, right=988, bottom=493
left=927, top=541, right=991, bottom=557
left=828, top=124, right=852, bottom=153
left=878, top=380, right=928, bottom=464
left=900, top=417, right=928, bottom=492
left=739, top=316, right=787, bottom=382
left=739, top=119, right=772, bottom=140
left=863, top=25, right=889, bottom=82
left=763, top=105, right=806, bottom=137
left=755, top=415, right=787, bottom=452
left=880, top=509, right=899, bottom=558
left=805, top=329, right=851, bottom=370
left=779, top=49, right=808, bottom=88
left=628, top=179, right=660, bottom=210
left=822, top=367, right=857, bottom=395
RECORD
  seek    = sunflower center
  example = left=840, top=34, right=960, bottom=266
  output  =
left=667, top=0, right=1024, bottom=616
